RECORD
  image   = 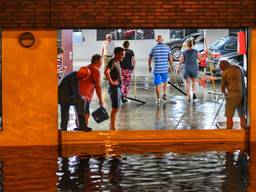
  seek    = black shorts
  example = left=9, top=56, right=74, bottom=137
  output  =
left=108, top=85, right=122, bottom=109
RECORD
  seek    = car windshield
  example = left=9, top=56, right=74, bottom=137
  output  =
left=183, top=35, right=195, bottom=42
left=210, top=38, right=225, bottom=49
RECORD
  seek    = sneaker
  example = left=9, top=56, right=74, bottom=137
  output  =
left=162, top=94, right=167, bottom=101
left=193, top=93, right=197, bottom=100
left=156, top=99, right=161, bottom=105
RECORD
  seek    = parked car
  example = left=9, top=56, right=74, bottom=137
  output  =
left=206, top=36, right=238, bottom=74
left=210, top=52, right=245, bottom=76
left=166, top=32, right=205, bottom=61
left=122, top=29, right=136, bottom=39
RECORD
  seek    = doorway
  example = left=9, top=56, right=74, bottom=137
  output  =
left=57, top=29, right=248, bottom=132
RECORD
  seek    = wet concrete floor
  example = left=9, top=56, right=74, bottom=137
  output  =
left=60, top=74, right=244, bottom=131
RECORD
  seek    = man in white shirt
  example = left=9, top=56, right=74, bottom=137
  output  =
left=102, top=34, right=115, bottom=69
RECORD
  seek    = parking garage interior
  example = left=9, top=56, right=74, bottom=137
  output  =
left=57, top=28, right=248, bottom=131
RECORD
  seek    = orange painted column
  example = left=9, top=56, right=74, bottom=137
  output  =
left=248, top=28, right=256, bottom=192
left=0, top=30, right=58, bottom=146
left=249, top=28, right=256, bottom=142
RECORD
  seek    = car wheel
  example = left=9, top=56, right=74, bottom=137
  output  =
left=172, top=47, right=182, bottom=61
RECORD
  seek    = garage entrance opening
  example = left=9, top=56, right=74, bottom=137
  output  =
left=57, top=29, right=247, bottom=131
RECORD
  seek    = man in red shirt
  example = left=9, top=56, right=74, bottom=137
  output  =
left=79, top=54, right=104, bottom=129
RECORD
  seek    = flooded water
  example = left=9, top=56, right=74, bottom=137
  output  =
left=0, top=143, right=255, bottom=191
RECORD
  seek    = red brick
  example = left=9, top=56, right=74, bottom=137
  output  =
left=0, top=0, right=255, bottom=28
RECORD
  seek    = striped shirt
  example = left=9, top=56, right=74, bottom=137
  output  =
left=149, top=43, right=171, bottom=73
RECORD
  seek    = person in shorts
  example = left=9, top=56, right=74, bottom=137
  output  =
left=177, top=39, right=207, bottom=101
left=79, top=54, right=104, bottom=129
left=148, top=35, right=173, bottom=105
left=104, top=47, right=125, bottom=130
left=220, top=60, right=246, bottom=129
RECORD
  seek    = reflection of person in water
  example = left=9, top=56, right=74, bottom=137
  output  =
left=56, top=156, right=79, bottom=190
left=223, top=152, right=248, bottom=191
left=57, top=155, right=123, bottom=191
left=108, top=157, right=123, bottom=191
left=155, top=104, right=168, bottom=130
left=57, top=155, right=105, bottom=191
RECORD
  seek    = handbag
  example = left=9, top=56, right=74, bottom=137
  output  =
left=92, top=106, right=109, bottom=123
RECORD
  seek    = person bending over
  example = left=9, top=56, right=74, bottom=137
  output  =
left=79, top=54, right=104, bottom=129
left=219, top=60, right=246, bottom=129
left=58, top=67, right=91, bottom=132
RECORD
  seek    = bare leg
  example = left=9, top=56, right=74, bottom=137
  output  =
left=227, top=117, right=233, bottom=129
left=110, top=108, right=119, bottom=130
left=155, top=85, right=161, bottom=99
left=240, top=116, right=246, bottom=129
left=191, top=78, right=197, bottom=94
left=185, top=78, right=191, bottom=99
left=163, top=82, right=167, bottom=96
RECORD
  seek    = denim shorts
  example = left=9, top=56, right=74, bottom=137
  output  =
left=108, top=85, right=122, bottom=108
left=183, top=70, right=198, bottom=79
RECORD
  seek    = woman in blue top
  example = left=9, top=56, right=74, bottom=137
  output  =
left=177, top=39, right=207, bottom=101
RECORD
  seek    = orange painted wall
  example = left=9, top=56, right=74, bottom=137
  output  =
left=0, top=29, right=255, bottom=146
left=249, top=28, right=256, bottom=142
left=0, top=30, right=58, bottom=146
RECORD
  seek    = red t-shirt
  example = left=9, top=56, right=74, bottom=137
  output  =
left=79, top=64, right=101, bottom=101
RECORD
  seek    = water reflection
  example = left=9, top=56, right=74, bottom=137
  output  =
left=0, top=161, right=3, bottom=191
left=57, top=151, right=249, bottom=192
left=57, top=155, right=122, bottom=191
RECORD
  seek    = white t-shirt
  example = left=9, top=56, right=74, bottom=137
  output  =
left=102, top=41, right=115, bottom=56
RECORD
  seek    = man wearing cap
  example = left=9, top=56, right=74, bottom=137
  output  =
left=220, top=60, right=246, bottom=129
left=102, top=33, right=115, bottom=69
left=58, top=67, right=91, bottom=132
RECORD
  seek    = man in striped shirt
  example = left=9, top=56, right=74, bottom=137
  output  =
left=148, top=35, right=173, bottom=105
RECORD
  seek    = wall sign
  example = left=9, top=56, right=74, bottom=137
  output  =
left=19, top=32, right=35, bottom=48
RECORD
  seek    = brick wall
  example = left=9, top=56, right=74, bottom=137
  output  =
left=0, top=0, right=255, bottom=28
